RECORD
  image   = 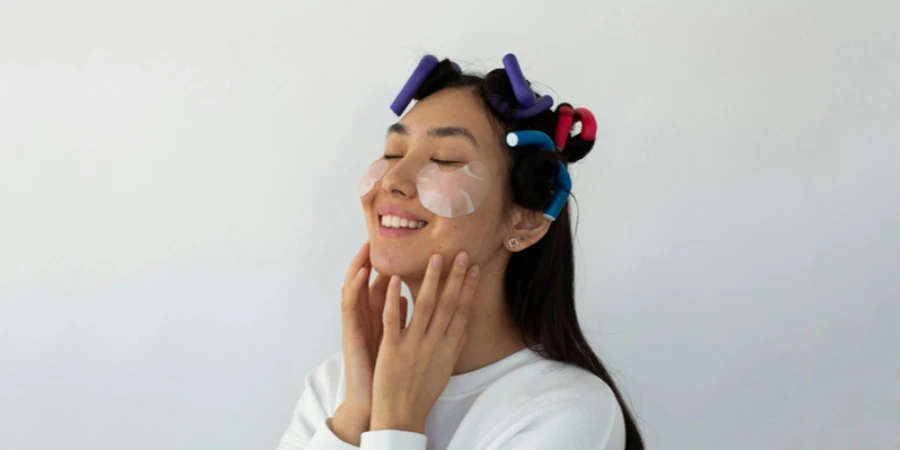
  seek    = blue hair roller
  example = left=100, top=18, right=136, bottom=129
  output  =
left=505, top=130, right=572, bottom=221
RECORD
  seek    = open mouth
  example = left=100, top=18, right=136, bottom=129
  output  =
left=378, top=214, right=428, bottom=230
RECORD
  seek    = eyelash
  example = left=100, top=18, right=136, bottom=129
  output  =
left=383, top=154, right=459, bottom=166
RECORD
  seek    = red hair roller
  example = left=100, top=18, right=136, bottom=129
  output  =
left=555, top=104, right=597, bottom=151
left=574, top=107, right=596, bottom=142
left=554, top=104, right=575, bottom=149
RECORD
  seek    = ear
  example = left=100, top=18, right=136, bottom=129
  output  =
left=503, top=206, right=551, bottom=252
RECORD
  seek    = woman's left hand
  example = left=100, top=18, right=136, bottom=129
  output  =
left=369, top=252, right=480, bottom=433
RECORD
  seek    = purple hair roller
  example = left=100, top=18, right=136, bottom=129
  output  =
left=502, top=53, right=538, bottom=107
left=512, top=96, right=553, bottom=119
left=487, top=54, right=553, bottom=119
left=451, top=61, right=461, bottom=73
left=390, top=55, right=439, bottom=116
left=489, top=94, right=554, bottom=119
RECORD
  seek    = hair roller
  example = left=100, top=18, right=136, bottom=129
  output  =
left=512, top=148, right=558, bottom=210
left=483, top=54, right=554, bottom=120
left=414, top=59, right=463, bottom=101
left=506, top=130, right=572, bottom=221
left=557, top=106, right=598, bottom=163
left=390, top=55, right=462, bottom=116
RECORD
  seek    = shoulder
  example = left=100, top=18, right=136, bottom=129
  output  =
left=310, top=351, right=344, bottom=380
left=480, top=357, right=626, bottom=449
left=276, top=352, right=346, bottom=450
left=303, top=351, right=344, bottom=396
left=291, top=351, right=345, bottom=416
left=519, top=359, right=623, bottom=420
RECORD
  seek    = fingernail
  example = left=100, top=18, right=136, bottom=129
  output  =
left=469, top=265, right=480, bottom=278
left=455, top=252, right=469, bottom=266
left=390, top=275, right=401, bottom=288
left=431, top=254, right=443, bottom=268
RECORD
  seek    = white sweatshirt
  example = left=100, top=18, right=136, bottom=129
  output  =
left=276, top=347, right=626, bottom=450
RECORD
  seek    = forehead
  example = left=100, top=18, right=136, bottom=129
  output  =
left=399, top=88, right=500, bottom=151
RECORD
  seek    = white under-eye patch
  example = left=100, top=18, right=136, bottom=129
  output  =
left=358, top=158, right=492, bottom=218
left=359, top=159, right=390, bottom=197
left=415, top=162, right=491, bottom=218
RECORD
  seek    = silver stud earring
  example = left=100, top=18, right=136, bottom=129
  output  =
left=508, top=237, right=520, bottom=248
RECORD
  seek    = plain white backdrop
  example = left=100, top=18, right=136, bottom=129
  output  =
left=1, top=1, right=898, bottom=449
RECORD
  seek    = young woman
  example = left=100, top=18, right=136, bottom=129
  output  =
left=276, top=54, right=644, bottom=450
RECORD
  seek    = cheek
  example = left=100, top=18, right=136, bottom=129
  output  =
left=429, top=194, right=504, bottom=255
left=359, top=159, right=389, bottom=197
left=416, top=162, right=491, bottom=218
left=360, top=160, right=387, bottom=222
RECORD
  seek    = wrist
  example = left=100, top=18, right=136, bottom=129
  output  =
left=331, top=404, right=370, bottom=445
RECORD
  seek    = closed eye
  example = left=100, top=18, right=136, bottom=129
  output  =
left=431, top=158, right=460, bottom=166
left=383, top=154, right=460, bottom=166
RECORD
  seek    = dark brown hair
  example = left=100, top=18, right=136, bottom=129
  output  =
left=414, top=59, right=645, bottom=449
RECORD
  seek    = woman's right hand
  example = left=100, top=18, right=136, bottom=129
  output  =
left=331, top=242, right=406, bottom=445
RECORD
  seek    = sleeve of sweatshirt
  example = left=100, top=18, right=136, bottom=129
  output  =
left=359, top=430, right=428, bottom=450
left=276, top=353, right=360, bottom=450
left=275, top=351, right=428, bottom=450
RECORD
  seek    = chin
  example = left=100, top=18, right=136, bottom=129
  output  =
left=366, top=214, right=434, bottom=277
left=367, top=235, right=431, bottom=278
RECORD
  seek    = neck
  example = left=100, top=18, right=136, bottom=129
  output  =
left=403, top=252, right=527, bottom=375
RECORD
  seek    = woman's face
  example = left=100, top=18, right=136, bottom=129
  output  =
left=361, top=88, right=510, bottom=279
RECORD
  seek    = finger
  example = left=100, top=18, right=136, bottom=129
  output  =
left=408, top=254, right=443, bottom=337
left=356, top=267, right=372, bottom=331
left=341, top=266, right=369, bottom=333
left=445, top=265, right=479, bottom=343
left=367, top=274, right=390, bottom=351
left=382, top=276, right=404, bottom=343
left=453, top=331, right=468, bottom=361
left=426, top=251, right=469, bottom=338
left=374, top=295, right=408, bottom=358
left=368, top=273, right=390, bottom=315
left=343, top=242, right=370, bottom=287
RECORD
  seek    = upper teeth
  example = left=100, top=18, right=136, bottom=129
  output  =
left=381, top=214, right=426, bottom=229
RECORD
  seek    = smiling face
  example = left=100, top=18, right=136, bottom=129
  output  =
left=360, top=88, right=512, bottom=279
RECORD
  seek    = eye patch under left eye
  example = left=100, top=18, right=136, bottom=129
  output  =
left=415, top=162, right=491, bottom=218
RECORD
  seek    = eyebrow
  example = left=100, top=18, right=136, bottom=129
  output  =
left=387, top=123, right=479, bottom=148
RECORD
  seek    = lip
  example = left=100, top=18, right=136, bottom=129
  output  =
left=378, top=226, right=422, bottom=238
left=376, top=205, right=429, bottom=238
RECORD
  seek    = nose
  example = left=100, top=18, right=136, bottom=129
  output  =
left=380, top=158, right=418, bottom=199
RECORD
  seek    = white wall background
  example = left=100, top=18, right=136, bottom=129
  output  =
left=1, top=1, right=898, bottom=449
